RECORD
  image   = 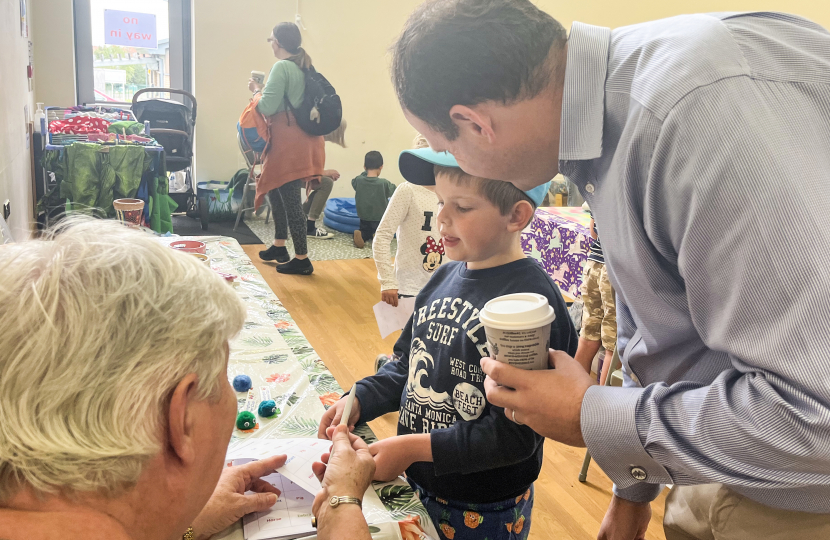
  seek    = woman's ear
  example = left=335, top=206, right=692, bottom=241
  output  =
left=508, top=200, right=535, bottom=232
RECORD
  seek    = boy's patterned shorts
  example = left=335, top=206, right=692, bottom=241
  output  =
left=411, top=481, right=534, bottom=540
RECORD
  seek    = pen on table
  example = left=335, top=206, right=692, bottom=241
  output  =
left=340, top=384, right=357, bottom=427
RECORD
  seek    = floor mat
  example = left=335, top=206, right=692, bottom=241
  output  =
left=246, top=215, right=397, bottom=261
left=171, top=215, right=261, bottom=244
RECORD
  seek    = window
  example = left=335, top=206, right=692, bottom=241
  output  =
left=74, top=0, right=191, bottom=105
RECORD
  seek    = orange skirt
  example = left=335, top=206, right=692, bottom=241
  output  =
left=254, top=111, right=325, bottom=210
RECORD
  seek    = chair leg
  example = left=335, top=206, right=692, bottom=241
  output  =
left=578, top=346, right=621, bottom=483
left=233, top=175, right=252, bottom=232
left=579, top=451, right=592, bottom=482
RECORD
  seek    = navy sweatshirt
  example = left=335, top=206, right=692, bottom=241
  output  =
left=355, top=258, right=578, bottom=503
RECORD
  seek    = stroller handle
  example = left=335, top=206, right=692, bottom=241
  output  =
left=132, top=88, right=197, bottom=124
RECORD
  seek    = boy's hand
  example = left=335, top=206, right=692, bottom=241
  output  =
left=368, top=434, right=432, bottom=482
left=381, top=289, right=399, bottom=307
left=318, top=395, right=361, bottom=439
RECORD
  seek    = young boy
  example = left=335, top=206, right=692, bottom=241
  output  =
left=352, top=151, right=396, bottom=248
left=320, top=148, right=577, bottom=540
left=574, top=202, right=617, bottom=383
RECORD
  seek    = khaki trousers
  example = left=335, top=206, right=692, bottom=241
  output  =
left=664, top=484, right=830, bottom=540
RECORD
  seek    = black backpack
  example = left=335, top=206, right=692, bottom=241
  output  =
left=285, top=66, right=342, bottom=136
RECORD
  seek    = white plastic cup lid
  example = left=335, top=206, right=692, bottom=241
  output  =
left=479, top=293, right=556, bottom=330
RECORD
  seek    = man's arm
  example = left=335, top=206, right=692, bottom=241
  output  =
left=583, top=85, right=830, bottom=503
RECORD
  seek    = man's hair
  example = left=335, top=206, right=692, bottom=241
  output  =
left=0, top=218, right=246, bottom=501
left=392, top=0, right=567, bottom=139
left=364, top=150, right=384, bottom=170
left=434, top=165, right=534, bottom=216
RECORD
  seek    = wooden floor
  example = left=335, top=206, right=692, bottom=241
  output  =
left=243, top=246, right=668, bottom=540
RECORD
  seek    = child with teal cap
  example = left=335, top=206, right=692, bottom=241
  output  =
left=321, top=148, right=577, bottom=540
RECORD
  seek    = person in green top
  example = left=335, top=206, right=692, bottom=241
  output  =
left=248, top=22, right=324, bottom=276
left=351, top=151, right=396, bottom=248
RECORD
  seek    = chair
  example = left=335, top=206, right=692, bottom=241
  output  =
left=235, top=132, right=271, bottom=231
left=578, top=346, right=622, bottom=483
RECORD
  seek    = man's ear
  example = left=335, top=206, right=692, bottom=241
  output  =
left=448, top=104, right=496, bottom=144
left=167, top=373, right=200, bottom=466
left=508, top=201, right=535, bottom=232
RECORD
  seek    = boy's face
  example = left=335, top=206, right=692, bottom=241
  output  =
left=434, top=173, right=514, bottom=265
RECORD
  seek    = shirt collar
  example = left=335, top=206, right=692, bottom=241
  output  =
left=558, top=22, right=612, bottom=161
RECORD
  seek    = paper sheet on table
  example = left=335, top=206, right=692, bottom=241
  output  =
left=373, top=297, right=417, bottom=339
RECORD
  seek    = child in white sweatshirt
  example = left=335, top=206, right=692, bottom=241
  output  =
left=372, top=136, right=445, bottom=370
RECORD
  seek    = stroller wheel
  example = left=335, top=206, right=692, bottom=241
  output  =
left=198, top=196, right=209, bottom=230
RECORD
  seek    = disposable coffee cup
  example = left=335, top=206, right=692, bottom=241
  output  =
left=251, top=71, right=265, bottom=85
left=479, top=293, right=555, bottom=370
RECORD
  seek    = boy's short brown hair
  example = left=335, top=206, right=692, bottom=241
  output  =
left=434, top=165, right=535, bottom=215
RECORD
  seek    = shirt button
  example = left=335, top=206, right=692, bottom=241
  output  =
left=585, top=183, right=595, bottom=193
left=630, top=466, right=648, bottom=481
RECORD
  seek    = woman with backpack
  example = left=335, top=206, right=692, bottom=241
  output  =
left=249, top=22, right=323, bottom=275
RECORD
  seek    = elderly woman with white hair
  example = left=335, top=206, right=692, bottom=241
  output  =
left=0, top=219, right=376, bottom=540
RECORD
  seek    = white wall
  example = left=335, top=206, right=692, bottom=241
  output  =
left=0, top=0, right=35, bottom=239
left=192, top=0, right=830, bottom=201
left=31, top=0, right=76, bottom=107
left=193, top=0, right=423, bottom=198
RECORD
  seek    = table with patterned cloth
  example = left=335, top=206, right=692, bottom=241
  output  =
left=163, top=236, right=438, bottom=540
left=521, top=207, right=592, bottom=299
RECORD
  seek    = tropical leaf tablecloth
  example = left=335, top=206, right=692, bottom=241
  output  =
left=165, top=237, right=437, bottom=540
left=521, top=207, right=591, bottom=299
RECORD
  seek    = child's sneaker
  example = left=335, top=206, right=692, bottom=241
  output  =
left=374, top=353, right=396, bottom=373
left=308, top=227, right=334, bottom=239
left=354, top=230, right=365, bottom=248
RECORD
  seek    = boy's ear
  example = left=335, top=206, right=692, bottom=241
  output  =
left=508, top=200, right=535, bottom=232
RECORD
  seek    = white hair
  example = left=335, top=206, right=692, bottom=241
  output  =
left=0, top=218, right=246, bottom=500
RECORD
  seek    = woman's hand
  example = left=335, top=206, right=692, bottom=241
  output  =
left=312, top=425, right=375, bottom=504
left=248, top=79, right=264, bottom=93
left=190, top=455, right=286, bottom=540
left=311, top=425, right=375, bottom=540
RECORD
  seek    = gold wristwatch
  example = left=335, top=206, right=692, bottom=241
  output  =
left=310, top=496, right=362, bottom=527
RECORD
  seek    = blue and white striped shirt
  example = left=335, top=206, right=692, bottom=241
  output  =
left=563, top=13, right=830, bottom=511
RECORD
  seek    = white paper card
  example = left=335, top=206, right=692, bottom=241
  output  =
left=372, top=297, right=417, bottom=339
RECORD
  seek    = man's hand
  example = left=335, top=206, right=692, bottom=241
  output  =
left=322, top=169, right=341, bottom=181
left=381, top=289, right=399, bottom=307
left=597, top=495, right=651, bottom=540
left=191, top=455, right=286, bottom=540
left=481, top=349, right=595, bottom=446
left=368, top=435, right=431, bottom=482
left=318, top=394, right=361, bottom=439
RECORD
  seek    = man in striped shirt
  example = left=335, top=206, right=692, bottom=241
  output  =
left=392, top=0, right=830, bottom=538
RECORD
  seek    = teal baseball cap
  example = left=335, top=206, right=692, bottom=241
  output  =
left=399, top=147, right=551, bottom=207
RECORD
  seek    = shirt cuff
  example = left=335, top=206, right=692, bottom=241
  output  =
left=581, top=385, right=673, bottom=490
left=613, top=482, right=664, bottom=503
